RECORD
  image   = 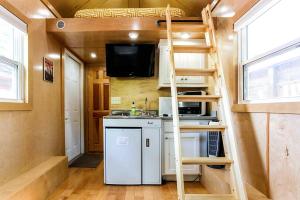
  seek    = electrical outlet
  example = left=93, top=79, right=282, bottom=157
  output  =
left=111, top=97, right=121, bottom=105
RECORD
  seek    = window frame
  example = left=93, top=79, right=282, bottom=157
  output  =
left=0, top=3, right=31, bottom=111
left=0, top=56, right=25, bottom=102
left=235, top=0, right=300, bottom=104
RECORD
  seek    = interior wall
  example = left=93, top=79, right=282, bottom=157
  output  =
left=0, top=1, right=64, bottom=186
left=201, top=3, right=300, bottom=199
left=111, top=76, right=170, bottom=110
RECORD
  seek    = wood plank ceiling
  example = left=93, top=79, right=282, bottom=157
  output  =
left=47, top=0, right=211, bottom=18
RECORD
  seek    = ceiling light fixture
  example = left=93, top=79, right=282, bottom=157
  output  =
left=180, top=32, right=191, bottom=39
left=48, top=53, right=60, bottom=60
left=129, top=32, right=139, bottom=40
left=37, top=9, right=52, bottom=17
left=228, top=34, right=234, bottom=41
left=91, top=52, right=97, bottom=59
left=216, top=5, right=236, bottom=17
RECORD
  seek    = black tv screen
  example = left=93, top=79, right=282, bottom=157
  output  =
left=106, top=44, right=155, bottom=77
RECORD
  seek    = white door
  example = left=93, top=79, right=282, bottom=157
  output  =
left=65, top=54, right=81, bottom=162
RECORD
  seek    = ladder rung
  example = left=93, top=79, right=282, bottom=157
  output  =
left=177, top=95, right=221, bottom=102
left=185, top=194, right=235, bottom=200
left=171, top=24, right=209, bottom=32
left=180, top=125, right=226, bottom=132
left=182, top=157, right=232, bottom=165
left=175, top=68, right=216, bottom=76
left=173, top=45, right=215, bottom=53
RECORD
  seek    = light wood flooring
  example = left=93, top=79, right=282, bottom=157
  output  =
left=48, top=161, right=208, bottom=200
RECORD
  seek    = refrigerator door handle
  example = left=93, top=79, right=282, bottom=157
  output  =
left=146, top=138, right=150, bottom=147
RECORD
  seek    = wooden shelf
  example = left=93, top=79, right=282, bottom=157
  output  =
left=173, top=45, right=215, bottom=53
left=164, top=24, right=208, bottom=32
left=182, top=157, right=233, bottom=165
left=175, top=68, right=216, bottom=76
left=157, top=84, right=209, bottom=89
left=177, top=95, right=221, bottom=102
left=180, top=125, right=227, bottom=132
left=185, top=194, right=235, bottom=200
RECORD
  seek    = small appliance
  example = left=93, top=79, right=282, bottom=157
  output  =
left=207, top=121, right=225, bottom=169
left=159, top=90, right=207, bottom=116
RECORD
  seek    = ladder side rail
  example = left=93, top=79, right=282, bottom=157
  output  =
left=203, top=5, right=248, bottom=200
left=166, top=5, right=185, bottom=200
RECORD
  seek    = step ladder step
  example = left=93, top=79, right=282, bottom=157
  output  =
left=180, top=125, right=226, bottom=132
left=185, top=194, right=235, bottom=200
left=177, top=95, right=221, bottom=102
left=175, top=68, right=216, bottom=76
left=182, top=157, right=233, bottom=165
left=173, top=45, right=215, bottom=53
left=171, top=24, right=209, bottom=32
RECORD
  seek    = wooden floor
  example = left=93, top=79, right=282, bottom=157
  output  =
left=48, top=161, right=208, bottom=200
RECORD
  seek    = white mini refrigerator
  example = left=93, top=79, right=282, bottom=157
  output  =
left=105, top=127, right=161, bottom=185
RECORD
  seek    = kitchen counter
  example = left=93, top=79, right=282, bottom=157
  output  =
left=104, top=115, right=217, bottom=120
left=104, top=115, right=161, bottom=119
left=161, top=116, right=217, bottom=120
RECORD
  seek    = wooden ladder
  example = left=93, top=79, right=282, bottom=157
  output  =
left=165, top=4, right=248, bottom=200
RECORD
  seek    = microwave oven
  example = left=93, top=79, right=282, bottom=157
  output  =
left=159, top=91, right=207, bottom=116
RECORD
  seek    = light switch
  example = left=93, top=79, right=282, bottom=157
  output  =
left=111, top=97, right=121, bottom=105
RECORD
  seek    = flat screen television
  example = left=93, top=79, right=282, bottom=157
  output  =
left=106, top=44, right=156, bottom=77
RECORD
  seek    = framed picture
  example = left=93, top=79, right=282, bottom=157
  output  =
left=43, top=57, right=54, bottom=82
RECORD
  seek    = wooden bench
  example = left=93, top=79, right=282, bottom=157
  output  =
left=0, top=156, right=68, bottom=200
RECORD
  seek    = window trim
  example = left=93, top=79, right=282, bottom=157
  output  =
left=0, top=3, right=31, bottom=111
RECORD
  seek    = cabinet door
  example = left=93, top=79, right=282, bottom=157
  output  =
left=174, top=53, right=206, bottom=84
left=159, top=47, right=171, bottom=85
left=142, top=128, right=161, bottom=184
left=164, top=133, right=200, bottom=175
left=159, top=47, right=207, bottom=86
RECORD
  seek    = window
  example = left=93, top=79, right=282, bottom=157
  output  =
left=235, top=0, right=300, bottom=103
left=0, top=5, right=27, bottom=103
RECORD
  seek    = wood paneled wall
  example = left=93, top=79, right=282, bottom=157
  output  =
left=111, top=76, right=170, bottom=110
left=0, top=1, right=64, bottom=186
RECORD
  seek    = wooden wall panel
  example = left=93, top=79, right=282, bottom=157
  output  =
left=269, top=114, right=300, bottom=200
left=0, top=1, right=64, bottom=186
left=110, top=76, right=170, bottom=110
left=232, top=113, right=269, bottom=194
left=4, top=0, right=56, bottom=18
